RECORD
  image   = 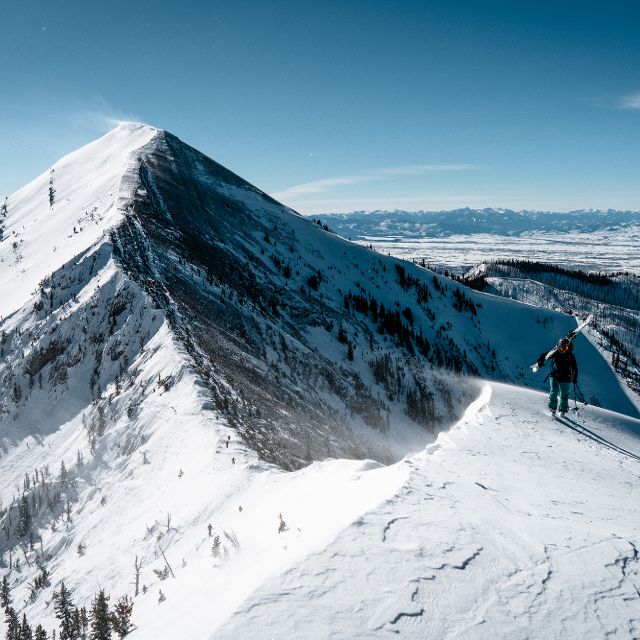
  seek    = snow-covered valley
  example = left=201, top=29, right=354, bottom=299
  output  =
left=315, top=209, right=640, bottom=274
left=1, top=125, right=639, bottom=639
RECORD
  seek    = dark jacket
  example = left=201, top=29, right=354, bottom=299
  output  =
left=538, top=349, right=578, bottom=383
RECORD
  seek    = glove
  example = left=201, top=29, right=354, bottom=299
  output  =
left=572, top=375, right=578, bottom=384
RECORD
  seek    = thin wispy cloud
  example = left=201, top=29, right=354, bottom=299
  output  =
left=619, top=91, right=640, bottom=110
left=271, top=163, right=481, bottom=200
left=275, top=174, right=374, bottom=196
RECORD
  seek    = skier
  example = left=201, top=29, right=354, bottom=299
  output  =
left=536, top=337, right=578, bottom=416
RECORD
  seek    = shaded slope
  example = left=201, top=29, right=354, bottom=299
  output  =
left=111, top=130, right=484, bottom=469
left=106, top=128, right=639, bottom=468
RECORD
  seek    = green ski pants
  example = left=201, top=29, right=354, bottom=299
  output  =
left=549, top=377, right=571, bottom=412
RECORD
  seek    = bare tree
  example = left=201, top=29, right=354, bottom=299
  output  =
left=133, top=555, right=144, bottom=597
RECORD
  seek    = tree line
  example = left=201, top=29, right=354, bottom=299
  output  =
left=2, top=576, right=133, bottom=640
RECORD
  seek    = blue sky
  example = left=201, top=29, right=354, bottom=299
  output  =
left=1, top=0, right=639, bottom=213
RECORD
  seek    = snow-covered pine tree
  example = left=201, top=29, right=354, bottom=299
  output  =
left=89, top=590, right=110, bottom=640
left=79, top=607, right=88, bottom=640
left=71, top=608, right=81, bottom=640
left=48, top=170, right=56, bottom=208
left=19, top=613, right=32, bottom=640
left=4, top=606, right=19, bottom=640
left=34, top=625, right=48, bottom=640
left=17, top=495, right=31, bottom=538
left=211, top=535, right=221, bottom=559
left=109, top=596, right=133, bottom=639
left=52, top=582, right=75, bottom=640
left=58, top=461, right=67, bottom=485
left=0, top=575, right=11, bottom=608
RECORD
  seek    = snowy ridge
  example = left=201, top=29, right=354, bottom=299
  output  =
left=1, top=125, right=639, bottom=639
left=216, top=382, right=640, bottom=639
left=0, top=123, right=157, bottom=319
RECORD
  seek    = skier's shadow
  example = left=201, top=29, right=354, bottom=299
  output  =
left=556, top=415, right=640, bottom=462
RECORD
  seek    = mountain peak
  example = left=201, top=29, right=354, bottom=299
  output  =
left=112, top=120, right=158, bottom=133
left=0, top=123, right=158, bottom=317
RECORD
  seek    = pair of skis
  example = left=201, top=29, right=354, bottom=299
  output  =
left=530, top=314, right=593, bottom=373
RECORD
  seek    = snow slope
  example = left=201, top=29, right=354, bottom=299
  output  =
left=216, top=382, right=640, bottom=639
left=1, top=124, right=639, bottom=639
left=0, top=123, right=156, bottom=319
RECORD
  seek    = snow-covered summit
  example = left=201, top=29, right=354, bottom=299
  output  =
left=0, top=123, right=158, bottom=318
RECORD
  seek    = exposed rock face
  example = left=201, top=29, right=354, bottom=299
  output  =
left=109, top=130, right=480, bottom=469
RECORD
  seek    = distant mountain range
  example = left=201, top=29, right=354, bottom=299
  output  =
left=314, top=208, right=640, bottom=238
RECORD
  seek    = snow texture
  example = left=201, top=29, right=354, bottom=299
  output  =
left=217, top=382, right=640, bottom=639
left=316, top=209, right=640, bottom=274
left=0, top=125, right=639, bottom=640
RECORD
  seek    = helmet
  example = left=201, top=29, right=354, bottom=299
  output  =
left=558, top=337, right=571, bottom=351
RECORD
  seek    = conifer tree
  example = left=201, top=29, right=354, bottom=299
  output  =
left=34, top=626, right=48, bottom=640
left=89, top=590, right=110, bottom=640
left=18, top=614, right=32, bottom=640
left=109, top=596, right=133, bottom=639
left=48, top=170, right=56, bottom=208
left=70, top=609, right=81, bottom=640
left=211, top=535, right=221, bottom=558
left=53, top=583, right=75, bottom=640
left=33, top=624, right=49, bottom=640
left=17, top=495, right=31, bottom=538
left=4, top=606, right=19, bottom=640
left=79, top=608, right=88, bottom=640
left=58, top=461, right=67, bottom=485
left=0, top=575, right=11, bottom=608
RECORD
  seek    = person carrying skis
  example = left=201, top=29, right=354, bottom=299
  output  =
left=536, top=337, right=578, bottom=416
